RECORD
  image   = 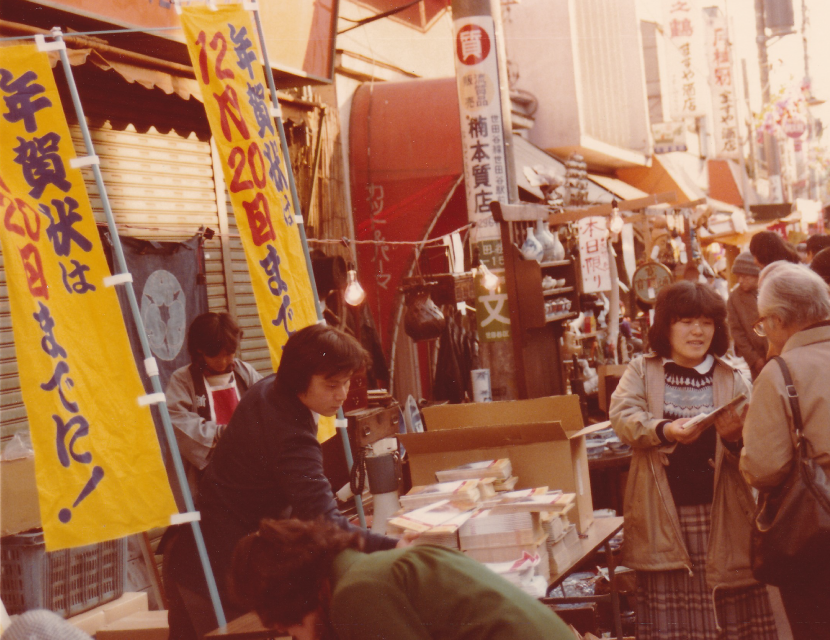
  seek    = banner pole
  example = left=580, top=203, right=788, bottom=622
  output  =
left=251, top=9, right=368, bottom=529
left=50, top=27, right=227, bottom=628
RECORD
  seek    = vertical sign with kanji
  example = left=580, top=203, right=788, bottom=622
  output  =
left=452, top=14, right=509, bottom=270
left=180, top=4, right=317, bottom=373
left=665, top=0, right=706, bottom=120
left=452, top=10, right=513, bottom=342
left=704, top=8, right=740, bottom=159
left=0, top=45, right=177, bottom=550
left=578, top=217, right=611, bottom=294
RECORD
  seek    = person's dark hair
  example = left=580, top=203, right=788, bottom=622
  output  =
left=186, top=312, right=241, bottom=363
left=806, top=234, right=830, bottom=259
left=276, top=324, right=369, bottom=396
left=749, top=231, right=800, bottom=267
left=810, top=247, right=830, bottom=285
left=648, top=281, right=730, bottom=359
left=230, top=518, right=363, bottom=629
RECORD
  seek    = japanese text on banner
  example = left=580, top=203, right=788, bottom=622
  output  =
left=578, top=217, right=611, bottom=293
left=665, top=0, right=706, bottom=120
left=180, top=5, right=317, bottom=375
left=0, top=44, right=177, bottom=550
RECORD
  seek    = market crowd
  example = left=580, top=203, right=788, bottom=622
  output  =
left=611, top=231, right=830, bottom=640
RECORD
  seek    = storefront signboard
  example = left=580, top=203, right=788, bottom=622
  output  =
left=704, top=8, right=740, bottom=159
left=664, top=0, right=706, bottom=120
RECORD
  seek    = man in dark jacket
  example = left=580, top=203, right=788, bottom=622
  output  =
left=165, top=324, right=403, bottom=640
left=726, top=252, right=767, bottom=379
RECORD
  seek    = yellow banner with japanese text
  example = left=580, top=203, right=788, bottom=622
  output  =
left=0, top=45, right=177, bottom=550
left=180, top=6, right=331, bottom=440
left=180, top=5, right=317, bottom=365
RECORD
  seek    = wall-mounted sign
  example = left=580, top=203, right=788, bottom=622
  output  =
left=577, top=217, right=611, bottom=293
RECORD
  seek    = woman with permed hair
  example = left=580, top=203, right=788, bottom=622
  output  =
left=230, top=518, right=574, bottom=640
left=609, top=282, right=777, bottom=639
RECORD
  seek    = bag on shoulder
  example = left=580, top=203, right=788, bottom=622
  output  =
left=750, top=356, right=830, bottom=586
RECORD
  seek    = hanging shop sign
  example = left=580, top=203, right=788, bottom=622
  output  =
left=181, top=4, right=317, bottom=373
left=577, top=217, right=612, bottom=294
left=452, top=13, right=510, bottom=270
left=0, top=44, right=177, bottom=550
left=664, top=0, right=706, bottom=120
left=632, top=262, right=674, bottom=305
left=704, top=8, right=740, bottom=159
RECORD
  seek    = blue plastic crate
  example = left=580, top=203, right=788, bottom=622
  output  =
left=0, top=530, right=125, bottom=618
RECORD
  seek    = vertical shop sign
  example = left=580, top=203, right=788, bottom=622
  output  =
left=578, top=217, right=611, bottom=293
left=452, top=15, right=509, bottom=270
left=0, top=45, right=177, bottom=550
left=181, top=4, right=317, bottom=372
left=665, top=0, right=706, bottom=120
left=704, top=9, right=740, bottom=159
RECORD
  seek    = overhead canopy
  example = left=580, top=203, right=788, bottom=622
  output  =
left=587, top=173, right=647, bottom=201
left=512, top=135, right=616, bottom=204
left=616, top=154, right=706, bottom=204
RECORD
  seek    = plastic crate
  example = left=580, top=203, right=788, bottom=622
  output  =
left=0, top=530, right=126, bottom=618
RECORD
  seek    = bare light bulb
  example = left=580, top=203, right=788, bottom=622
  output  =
left=343, top=269, right=366, bottom=306
left=479, top=263, right=500, bottom=291
left=609, top=202, right=624, bottom=235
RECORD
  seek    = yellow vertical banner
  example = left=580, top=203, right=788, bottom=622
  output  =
left=180, top=4, right=318, bottom=374
left=0, top=45, right=177, bottom=550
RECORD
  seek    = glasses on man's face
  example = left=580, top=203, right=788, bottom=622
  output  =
left=753, top=316, right=768, bottom=337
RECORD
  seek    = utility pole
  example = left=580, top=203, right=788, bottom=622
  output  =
left=801, top=0, right=821, bottom=200
left=754, top=0, right=784, bottom=203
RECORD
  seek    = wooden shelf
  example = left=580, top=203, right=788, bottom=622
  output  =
left=542, top=286, right=574, bottom=296
left=545, top=311, right=578, bottom=324
left=540, top=260, right=571, bottom=268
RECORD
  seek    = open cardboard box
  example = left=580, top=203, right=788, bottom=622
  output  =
left=398, top=395, right=606, bottom=533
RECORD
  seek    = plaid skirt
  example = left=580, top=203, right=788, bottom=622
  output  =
left=634, top=504, right=778, bottom=640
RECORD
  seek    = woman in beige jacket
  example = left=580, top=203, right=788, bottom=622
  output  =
left=610, top=282, right=775, bottom=640
left=740, top=262, right=830, bottom=639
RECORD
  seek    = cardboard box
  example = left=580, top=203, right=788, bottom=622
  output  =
left=398, top=395, right=603, bottom=533
left=96, top=610, right=168, bottom=640
left=0, top=455, right=41, bottom=536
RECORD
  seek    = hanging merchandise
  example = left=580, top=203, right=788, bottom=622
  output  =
left=403, top=283, right=446, bottom=341
left=520, top=226, right=544, bottom=262
left=434, top=308, right=478, bottom=404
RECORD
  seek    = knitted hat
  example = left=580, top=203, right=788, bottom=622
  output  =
left=731, top=252, right=759, bottom=276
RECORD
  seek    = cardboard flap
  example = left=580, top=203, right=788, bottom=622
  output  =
left=398, top=421, right=566, bottom=454
left=571, top=420, right=612, bottom=438
left=421, top=394, right=584, bottom=433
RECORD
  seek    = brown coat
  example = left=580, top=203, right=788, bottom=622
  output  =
left=741, top=322, right=830, bottom=489
left=726, top=286, right=767, bottom=377
left=609, top=354, right=757, bottom=590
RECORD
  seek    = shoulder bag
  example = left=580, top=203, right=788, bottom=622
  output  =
left=750, top=356, right=830, bottom=586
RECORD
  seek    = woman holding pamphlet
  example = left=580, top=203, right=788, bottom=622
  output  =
left=609, top=282, right=776, bottom=640
left=229, top=517, right=574, bottom=640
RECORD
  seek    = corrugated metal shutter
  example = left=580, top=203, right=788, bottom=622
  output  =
left=0, top=123, right=228, bottom=443
left=225, top=191, right=273, bottom=377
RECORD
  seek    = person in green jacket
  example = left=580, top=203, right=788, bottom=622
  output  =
left=229, top=518, right=572, bottom=640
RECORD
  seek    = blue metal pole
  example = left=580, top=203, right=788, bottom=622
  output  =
left=251, top=8, right=367, bottom=529
left=50, top=27, right=226, bottom=628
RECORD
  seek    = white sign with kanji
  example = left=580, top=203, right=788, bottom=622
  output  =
left=664, top=0, right=706, bottom=120
left=704, top=8, right=740, bottom=159
left=578, top=217, right=611, bottom=293
left=453, top=14, right=509, bottom=270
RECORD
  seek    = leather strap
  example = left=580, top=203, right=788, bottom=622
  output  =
left=772, top=356, right=804, bottom=435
